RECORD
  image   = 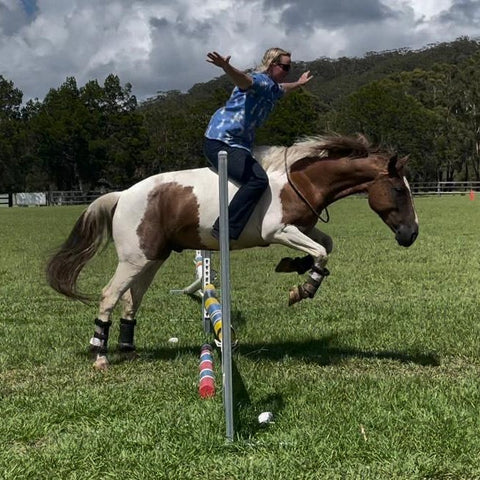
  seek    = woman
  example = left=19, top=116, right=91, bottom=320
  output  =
left=204, top=47, right=313, bottom=240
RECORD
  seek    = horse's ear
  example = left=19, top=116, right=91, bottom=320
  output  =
left=388, top=154, right=409, bottom=175
left=397, top=155, right=409, bottom=170
left=388, top=154, right=398, bottom=175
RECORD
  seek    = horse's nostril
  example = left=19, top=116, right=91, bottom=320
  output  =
left=396, top=226, right=418, bottom=247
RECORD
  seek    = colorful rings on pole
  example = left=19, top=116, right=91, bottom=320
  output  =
left=204, top=284, right=223, bottom=343
left=198, top=343, right=215, bottom=398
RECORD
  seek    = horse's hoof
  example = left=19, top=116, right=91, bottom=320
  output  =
left=289, top=284, right=314, bottom=305
left=93, top=355, right=109, bottom=370
left=288, top=286, right=302, bottom=306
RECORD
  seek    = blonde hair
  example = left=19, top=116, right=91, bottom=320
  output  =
left=257, top=47, right=291, bottom=73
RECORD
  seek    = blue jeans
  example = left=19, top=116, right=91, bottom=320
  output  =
left=203, top=138, right=269, bottom=240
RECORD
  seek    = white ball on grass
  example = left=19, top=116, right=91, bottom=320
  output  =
left=258, top=411, right=274, bottom=425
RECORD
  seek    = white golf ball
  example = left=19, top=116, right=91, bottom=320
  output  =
left=168, top=337, right=179, bottom=344
left=258, top=411, right=274, bottom=424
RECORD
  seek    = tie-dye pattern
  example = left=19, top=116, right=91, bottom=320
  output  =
left=205, top=73, right=284, bottom=152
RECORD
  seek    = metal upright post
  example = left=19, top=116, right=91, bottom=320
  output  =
left=218, top=150, right=234, bottom=442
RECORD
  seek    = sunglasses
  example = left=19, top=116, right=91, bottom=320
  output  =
left=276, top=63, right=291, bottom=72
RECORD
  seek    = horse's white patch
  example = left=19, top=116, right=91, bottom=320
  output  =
left=403, top=176, right=419, bottom=225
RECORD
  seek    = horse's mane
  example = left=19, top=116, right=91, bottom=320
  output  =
left=255, top=134, right=386, bottom=173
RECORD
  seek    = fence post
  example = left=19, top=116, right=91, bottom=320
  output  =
left=218, top=150, right=234, bottom=442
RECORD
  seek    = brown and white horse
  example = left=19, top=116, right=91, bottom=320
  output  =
left=46, top=134, right=418, bottom=369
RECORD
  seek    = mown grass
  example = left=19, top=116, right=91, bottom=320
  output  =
left=0, top=195, right=479, bottom=479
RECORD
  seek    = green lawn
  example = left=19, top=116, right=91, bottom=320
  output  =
left=0, top=195, right=479, bottom=479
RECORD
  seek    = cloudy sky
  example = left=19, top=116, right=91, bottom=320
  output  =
left=1, top=0, right=479, bottom=103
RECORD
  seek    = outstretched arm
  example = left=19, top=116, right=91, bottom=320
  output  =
left=206, top=51, right=253, bottom=91
left=281, top=71, right=313, bottom=94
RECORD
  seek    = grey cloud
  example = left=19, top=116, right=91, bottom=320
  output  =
left=437, top=0, right=480, bottom=26
left=0, top=2, right=29, bottom=36
left=1, top=0, right=479, bottom=103
left=263, top=0, right=397, bottom=30
left=150, top=14, right=212, bottom=40
left=150, top=17, right=170, bottom=29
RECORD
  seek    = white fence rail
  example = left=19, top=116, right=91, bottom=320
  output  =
left=0, top=191, right=106, bottom=207
left=46, top=191, right=105, bottom=206
left=0, top=193, right=13, bottom=207
left=410, top=181, right=480, bottom=196
left=1, top=182, right=479, bottom=207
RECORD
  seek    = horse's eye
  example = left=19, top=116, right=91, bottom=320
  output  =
left=393, top=187, right=404, bottom=193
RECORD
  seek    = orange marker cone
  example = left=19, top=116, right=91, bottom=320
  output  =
left=469, top=189, right=475, bottom=201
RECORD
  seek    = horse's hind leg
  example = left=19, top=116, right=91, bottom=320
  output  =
left=117, top=261, right=162, bottom=354
left=90, top=260, right=154, bottom=369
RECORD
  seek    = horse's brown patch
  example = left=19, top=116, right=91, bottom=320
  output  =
left=280, top=172, right=322, bottom=229
left=137, top=182, right=201, bottom=260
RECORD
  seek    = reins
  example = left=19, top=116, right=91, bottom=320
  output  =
left=284, top=147, right=330, bottom=223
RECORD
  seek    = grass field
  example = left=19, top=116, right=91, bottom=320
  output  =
left=0, top=195, right=479, bottom=479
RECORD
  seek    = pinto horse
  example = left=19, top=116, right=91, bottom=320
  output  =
left=46, top=134, right=418, bottom=369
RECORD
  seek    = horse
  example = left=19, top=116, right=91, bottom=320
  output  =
left=46, top=134, right=419, bottom=369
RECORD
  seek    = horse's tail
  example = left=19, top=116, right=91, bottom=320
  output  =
left=46, top=191, right=121, bottom=302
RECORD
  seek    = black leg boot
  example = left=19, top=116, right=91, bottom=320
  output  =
left=118, top=318, right=137, bottom=352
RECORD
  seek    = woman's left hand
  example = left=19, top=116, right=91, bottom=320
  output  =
left=297, top=71, right=313, bottom=85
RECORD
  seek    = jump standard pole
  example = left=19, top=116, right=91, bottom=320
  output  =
left=170, top=151, right=235, bottom=441
left=218, top=150, right=234, bottom=442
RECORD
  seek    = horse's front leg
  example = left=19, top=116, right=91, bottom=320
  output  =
left=274, top=227, right=333, bottom=274
left=288, top=259, right=330, bottom=306
left=271, top=225, right=331, bottom=306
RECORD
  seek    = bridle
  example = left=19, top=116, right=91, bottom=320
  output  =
left=284, top=147, right=330, bottom=223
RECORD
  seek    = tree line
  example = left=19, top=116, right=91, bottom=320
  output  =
left=1, top=37, right=479, bottom=193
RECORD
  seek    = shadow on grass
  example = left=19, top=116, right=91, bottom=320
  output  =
left=79, top=335, right=440, bottom=439
left=236, top=335, right=441, bottom=367
left=80, top=333, right=440, bottom=368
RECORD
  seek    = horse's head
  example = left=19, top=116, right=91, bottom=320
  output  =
left=367, top=154, right=418, bottom=247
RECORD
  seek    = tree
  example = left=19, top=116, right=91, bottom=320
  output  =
left=141, top=90, right=216, bottom=174
left=387, top=63, right=476, bottom=181
left=333, top=79, right=453, bottom=181
left=453, top=53, right=480, bottom=180
left=26, top=75, right=149, bottom=191
left=81, top=76, right=149, bottom=186
left=0, top=76, right=23, bottom=191
left=256, top=89, right=322, bottom=146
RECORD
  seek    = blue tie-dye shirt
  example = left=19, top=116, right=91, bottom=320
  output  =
left=205, top=73, right=284, bottom=152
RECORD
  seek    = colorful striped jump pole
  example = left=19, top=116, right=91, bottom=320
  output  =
left=198, top=343, right=215, bottom=398
left=218, top=150, right=234, bottom=442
